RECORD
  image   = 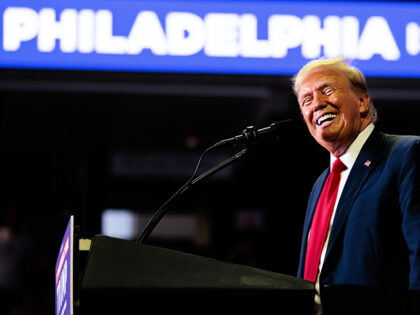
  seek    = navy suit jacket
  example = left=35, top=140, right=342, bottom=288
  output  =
left=298, top=129, right=420, bottom=294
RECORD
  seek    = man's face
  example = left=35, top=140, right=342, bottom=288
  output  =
left=297, top=68, right=370, bottom=156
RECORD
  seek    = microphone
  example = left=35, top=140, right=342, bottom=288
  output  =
left=136, top=118, right=294, bottom=244
left=214, top=119, right=294, bottom=147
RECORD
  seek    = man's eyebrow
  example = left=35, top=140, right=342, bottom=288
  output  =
left=298, top=91, right=310, bottom=102
left=317, top=81, right=335, bottom=90
left=308, top=82, right=335, bottom=93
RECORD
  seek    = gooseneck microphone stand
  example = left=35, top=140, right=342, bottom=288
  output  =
left=136, top=120, right=292, bottom=244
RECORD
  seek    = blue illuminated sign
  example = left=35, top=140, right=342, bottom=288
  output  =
left=1, top=1, right=420, bottom=77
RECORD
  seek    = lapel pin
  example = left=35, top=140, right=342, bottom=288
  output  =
left=364, top=160, right=372, bottom=167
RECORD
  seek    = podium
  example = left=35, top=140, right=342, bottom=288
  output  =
left=76, top=235, right=315, bottom=314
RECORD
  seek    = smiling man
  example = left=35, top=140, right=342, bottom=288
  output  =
left=293, top=58, right=420, bottom=314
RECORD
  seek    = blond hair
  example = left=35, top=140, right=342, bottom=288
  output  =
left=292, top=57, right=377, bottom=123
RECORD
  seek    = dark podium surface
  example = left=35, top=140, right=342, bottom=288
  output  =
left=77, top=235, right=315, bottom=314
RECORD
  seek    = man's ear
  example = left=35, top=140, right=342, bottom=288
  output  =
left=359, top=93, right=371, bottom=116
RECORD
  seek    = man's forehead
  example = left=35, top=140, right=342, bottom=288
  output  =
left=297, top=68, right=347, bottom=95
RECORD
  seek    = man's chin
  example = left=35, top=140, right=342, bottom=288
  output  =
left=313, top=129, right=339, bottom=144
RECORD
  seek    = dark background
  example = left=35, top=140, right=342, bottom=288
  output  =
left=1, top=54, right=420, bottom=315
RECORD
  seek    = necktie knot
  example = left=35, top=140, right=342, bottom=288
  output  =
left=332, top=158, right=347, bottom=174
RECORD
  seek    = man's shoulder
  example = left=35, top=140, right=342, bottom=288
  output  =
left=380, top=132, right=420, bottom=152
left=382, top=132, right=420, bottom=143
left=373, top=132, right=420, bottom=169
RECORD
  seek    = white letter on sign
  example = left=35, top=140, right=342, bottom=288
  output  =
left=204, top=13, right=240, bottom=57
left=78, top=10, right=95, bottom=53
left=166, top=12, right=204, bottom=56
left=96, top=10, right=127, bottom=54
left=127, top=11, right=167, bottom=55
left=301, top=15, right=341, bottom=59
left=3, top=7, right=39, bottom=51
left=406, top=22, right=420, bottom=56
left=358, top=16, right=400, bottom=60
left=268, top=15, right=302, bottom=58
left=240, top=14, right=270, bottom=57
left=341, top=16, right=359, bottom=59
left=38, top=8, right=77, bottom=52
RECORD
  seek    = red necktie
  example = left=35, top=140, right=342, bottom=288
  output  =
left=304, top=158, right=347, bottom=282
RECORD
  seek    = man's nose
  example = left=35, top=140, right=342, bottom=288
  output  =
left=312, top=92, right=327, bottom=111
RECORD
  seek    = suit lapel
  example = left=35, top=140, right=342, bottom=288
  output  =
left=323, top=130, right=386, bottom=261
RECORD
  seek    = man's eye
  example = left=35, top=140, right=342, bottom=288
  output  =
left=324, top=88, right=334, bottom=95
left=301, top=98, right=311, bottom=106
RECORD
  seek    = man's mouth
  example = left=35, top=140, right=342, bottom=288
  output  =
left=316, top=113, right=337, bottom=126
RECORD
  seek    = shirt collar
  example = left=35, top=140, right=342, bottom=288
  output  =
left=330, top=123, right=375, bottom=171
